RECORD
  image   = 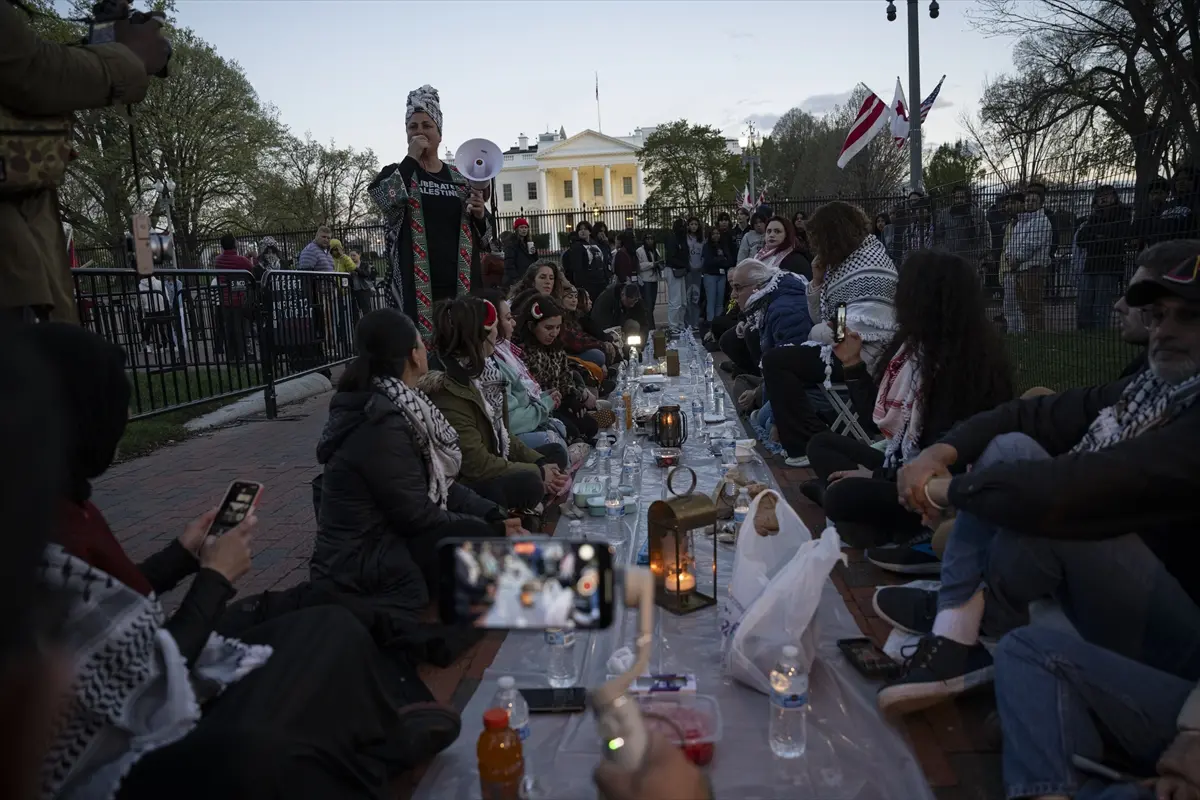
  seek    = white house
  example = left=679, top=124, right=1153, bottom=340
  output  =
left=448, top=126, right=742, bottom=215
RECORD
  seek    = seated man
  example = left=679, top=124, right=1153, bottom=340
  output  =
left=874, top=244, right=1200, bottom=715
left=993, top=625, right=1200, bottom=800
left=591, top=282, right=653, bottom=335
left=721, top=258, right=813, bottom=379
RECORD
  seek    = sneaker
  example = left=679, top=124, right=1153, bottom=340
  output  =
left=877, top=636, right=994, bottom=715
left=866, top=531, right=941, bottom=575
left=784, top=455, right=810, bottom=468
left=391, top=702, right=462, bottom=769
left=873, top=585, right=937, bottom=635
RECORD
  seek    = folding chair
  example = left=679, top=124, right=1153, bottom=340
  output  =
left=820, top=382, right=875, bottom=444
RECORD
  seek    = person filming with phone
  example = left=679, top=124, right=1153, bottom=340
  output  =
left=1, top=0, right=171, bottom=323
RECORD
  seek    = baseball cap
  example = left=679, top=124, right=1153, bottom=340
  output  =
left=1125, top=254, right=1200, bottom=306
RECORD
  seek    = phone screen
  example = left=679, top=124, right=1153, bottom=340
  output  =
left=439, top=538, right=615, bottom=631
left=519, top=687, right=587, bottom=713
left=207, top=481, right=263, bottom=537
left=834, top=303, right=848, bottom=343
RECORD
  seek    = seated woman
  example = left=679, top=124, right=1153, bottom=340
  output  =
left=762, top=201, right=899, bottom=467
left=481, top=289, right=574, bottom=466
left=29, top=322, right=458, bottom=800
left=509, top=260, right=564, bottom=304
left=422, top=296, right=568, bottom=509
left=754, top=215, right=812, bottom=278
left=560, top=282, right=620, bottom=368
left=513, top=292, right=601, bottom=444
left=804, top=250, right=1014, bottom=555
left=313, top=308, right=521, bottom=653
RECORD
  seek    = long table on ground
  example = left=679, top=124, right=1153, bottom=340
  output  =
left=416, top=364, right=935, bottom=800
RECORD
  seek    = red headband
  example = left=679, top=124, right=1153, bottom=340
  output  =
left=483, top=300, right=498, bottom=331
left=531, top=301, right=544, bottom=320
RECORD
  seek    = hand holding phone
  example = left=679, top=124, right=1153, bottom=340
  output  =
left=206, top=480, right=265, bottom=538
left=200, top=523, right=255, bottom=583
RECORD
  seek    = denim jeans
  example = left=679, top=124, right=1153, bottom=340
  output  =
left=684, top=271, right=703, bottom=328
left=942, top=433, right=1200, bottom=681
left=995, top=625, right=1191, bottom=800
left=702, top=274, right=726, bottom=322
left=665, top=271, right=686, bottom=329
left=577, top=348, right=606, bottom=367
left=1002, top=272, right=1024, bottom=333
left=515, top=431, right=568, bottom=469
left=1076, top=272, right=1120, bottom=331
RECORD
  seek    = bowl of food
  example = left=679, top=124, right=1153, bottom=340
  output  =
left=635, top=694, right=723, bottom=767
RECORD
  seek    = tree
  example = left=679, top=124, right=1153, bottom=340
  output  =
left=969, top=0, right=1198, bottom=188
left=638, top=120, right=746, bottom=213
left=924, top=140, right=985, bottom=195
left=757, top=85, right=908, bottom=202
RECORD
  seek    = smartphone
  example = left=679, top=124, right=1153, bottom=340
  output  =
left=838, top=637, right=902, bottom=680
left=438, top=538, right=615, bottom=631
left=519, top=687, right=587, bottom=714
left=834, top=302, right=848, bottom=343
left=1070, top=755, right=1146, bottom=784
left=206, top=480, right=265, bottom=537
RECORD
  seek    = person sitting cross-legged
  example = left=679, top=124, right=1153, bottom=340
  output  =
left=992, top=625, right=1200, bottom=800
left=874, top=247, right=1200, bottom=715
left=804, top=250, right=1014, bottom=569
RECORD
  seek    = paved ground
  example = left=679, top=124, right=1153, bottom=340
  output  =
left=96, top=383, right=1004, bottom=800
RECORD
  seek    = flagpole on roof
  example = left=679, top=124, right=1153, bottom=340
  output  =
left=595, top=72, right=602, bottom=133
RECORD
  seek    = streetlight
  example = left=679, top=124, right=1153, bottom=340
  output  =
left=887, top=0, right=938, bottom=192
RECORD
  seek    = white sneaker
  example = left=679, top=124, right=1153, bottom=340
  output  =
left=784, top=455, right=810, bottom=468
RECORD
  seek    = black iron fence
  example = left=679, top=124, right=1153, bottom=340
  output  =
left=73, top=268, right=388, bottom=419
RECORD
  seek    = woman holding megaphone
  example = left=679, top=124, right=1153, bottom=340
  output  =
left=368, top=84, right=493, bottom=336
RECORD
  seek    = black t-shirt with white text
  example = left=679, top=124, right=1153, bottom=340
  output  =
left=399, top=156, right=463, bottom=301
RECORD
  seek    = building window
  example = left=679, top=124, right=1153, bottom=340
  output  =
left=502, top=183, right=513, bottom=202
left=593, top=178, right=603, bottom=197
left=623, top=176, right=633, bottom=195
left=527, top=182, right=537, bottom=200
left=563, top=180, right=573, bottom=199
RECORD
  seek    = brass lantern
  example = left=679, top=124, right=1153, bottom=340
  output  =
left=647, top=467, right=718, bottom=615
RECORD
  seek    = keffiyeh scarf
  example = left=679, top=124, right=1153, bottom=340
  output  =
left=374, top=375, right=462, bottom=506
left=755, top=241, right=795, bottom=270
left=405, top=84, right=443, bottom=132
left=735, top=267, right=803, bottom=339
left=495, top=339, right=541, bottom=398
left=872, top=344, right=924, bottom=469
left=40, top=545, right=271, bottom=800
left=473, top=357, right=511, bottom=460
left=1071, top=370, right=1200, bottom=454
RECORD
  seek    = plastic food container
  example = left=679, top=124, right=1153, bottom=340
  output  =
left=586, top=496, right=608, bottom=517
left=653, top=447, right=681, bottom=468
left=634, top=693, right=723, bottom=766
left=574, top=479, right=606, bottom=508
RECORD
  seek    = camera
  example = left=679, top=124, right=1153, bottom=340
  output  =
left=929, top=0, right=940, bottom=18
left=886, top=1, right=897, bottom=21
left=85, top=0, right=172, bottom=78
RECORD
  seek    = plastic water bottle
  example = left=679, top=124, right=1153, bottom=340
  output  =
left=568, top=518, right=585, bottom=541
left=733, top=487, right=751, bottom=528
left=768, top=645, right=809, bottom=759
left=545, top=629, right=577, bottom=688
left=491, top=676, right=531, bottom=742
left=605, top=476, right=624, bottom=519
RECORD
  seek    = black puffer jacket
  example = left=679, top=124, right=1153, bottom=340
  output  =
left=310, top=389, right=501, bottom=622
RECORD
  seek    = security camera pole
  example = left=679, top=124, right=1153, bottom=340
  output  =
left=887, top=0, right=939, bottom=192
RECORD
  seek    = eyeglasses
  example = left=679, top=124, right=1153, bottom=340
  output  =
left=1138, top=304, right=1200, bottom=327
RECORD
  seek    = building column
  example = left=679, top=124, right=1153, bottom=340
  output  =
left=537, top=169, right=548, bottom=211
left=635, top=163, right=646, bottom=203
left=570, top=167, right=580, bottom=209
left=603, top=165, right=612, bottom=208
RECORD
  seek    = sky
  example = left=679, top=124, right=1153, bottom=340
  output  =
left=171, top=0, right=1019, bottom=164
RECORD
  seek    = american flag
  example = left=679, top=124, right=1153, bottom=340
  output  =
left=893, top=75, right=947, bottom=148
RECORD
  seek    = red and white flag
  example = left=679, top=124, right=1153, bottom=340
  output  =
left=893, top=74, right=946, bottom=147
left=836, top=89, right=890, bottom=169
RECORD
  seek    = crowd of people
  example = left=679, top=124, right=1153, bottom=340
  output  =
left=6, top=20, right=1200, bottom=795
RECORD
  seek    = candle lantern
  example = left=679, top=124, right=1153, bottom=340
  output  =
left=651, top=405, right=688, bottom=448
left=647, top=466, right=718, bottom=615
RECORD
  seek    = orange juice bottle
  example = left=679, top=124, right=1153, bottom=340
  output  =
left=478, top=707, right=524, bottom=800
left=622, top=389, right=633, bottom=429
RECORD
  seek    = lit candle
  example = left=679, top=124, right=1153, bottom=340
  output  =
left=665, top=569, right=696, bottom=593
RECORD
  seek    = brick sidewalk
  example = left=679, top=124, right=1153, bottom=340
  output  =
left=96, top=383, right=1003, bottom=800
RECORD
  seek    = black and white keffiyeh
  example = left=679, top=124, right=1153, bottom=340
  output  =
left=374, top=375, right=462, bottom=506
left=1071, top=370, right=1200, bottom=454
left=474, top=357, right=512, bottom=460
left=736, top=268, right=807, bottom=339
left=40, top=545, right=271, bottom=800
left=405, top=84, right=443, bottom=132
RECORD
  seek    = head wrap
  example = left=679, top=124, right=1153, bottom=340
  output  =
left=406, top=84, right=443, bottom=133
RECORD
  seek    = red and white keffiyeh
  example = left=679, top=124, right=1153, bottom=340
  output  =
left=872, top=344, right=923, bottom=468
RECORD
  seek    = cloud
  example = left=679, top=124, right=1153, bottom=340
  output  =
left=726, top=31, right=755, bottom=40
left=744, top=111, right=781, bottom=132
left=799, top=90, right=857, bottom=114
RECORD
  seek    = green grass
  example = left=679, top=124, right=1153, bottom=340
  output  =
left=1005, top=331, right=1139, bottom=393
left=119, top=365, right=264, bottom=460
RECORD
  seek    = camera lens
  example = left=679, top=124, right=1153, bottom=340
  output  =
left=929, top=0, right=940, bottom=18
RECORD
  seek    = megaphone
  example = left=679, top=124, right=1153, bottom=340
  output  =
left=454, top=138, right=504, bottom=186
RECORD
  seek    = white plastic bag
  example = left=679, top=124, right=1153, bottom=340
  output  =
left=719, top=489, right=811, bottom=640
left=722, top=514, right=845, bottom=695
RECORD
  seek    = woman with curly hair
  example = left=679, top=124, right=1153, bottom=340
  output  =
left=804, top=250, right=1014, bottom=554
left=509, top=261, right=565, bottom=303
left=761, top=201, right=898, bottom=467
